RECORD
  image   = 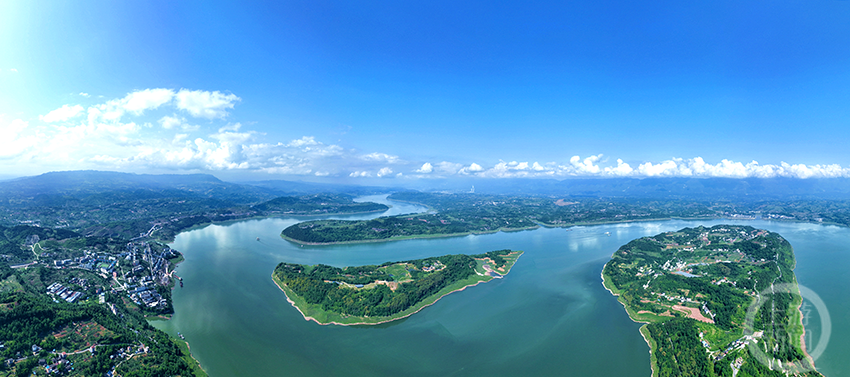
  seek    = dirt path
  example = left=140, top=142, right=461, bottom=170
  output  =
left=671, top=305, right=714, bottom=324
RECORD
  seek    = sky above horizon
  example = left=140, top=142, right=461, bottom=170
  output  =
left=2, top=1, right=850, bottom=183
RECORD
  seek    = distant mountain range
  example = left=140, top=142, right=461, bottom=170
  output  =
left=0, top=170, right=393, bottom=207
left=3, top=171, right=850, bottom=205
left=412, top=177, right=850, bottom=200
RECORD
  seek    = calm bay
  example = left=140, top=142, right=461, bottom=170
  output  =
left=152, top=196, right=849, bottom=376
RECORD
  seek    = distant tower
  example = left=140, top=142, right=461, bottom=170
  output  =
left=470, top=185, right=475, bottom=193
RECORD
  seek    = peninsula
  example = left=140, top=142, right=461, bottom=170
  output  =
left=272, top=250, right=522, bottom=325
left=602, top=225, right=821, bottom=376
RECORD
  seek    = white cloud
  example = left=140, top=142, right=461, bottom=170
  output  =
left=569, top=155, right=602, bottom=174
left=159, top=115, right=183, bottom=129
left=40, top=104, right=85, bottom=123
left=415, top=162, right=433, bottom=173
left=287, top=136, right=318, bottom=147
left=637, top=160, right=680, bottom=176
left=436, top=161, right=463, bottom=174
left=418, top=155, right=850, bottom=180
left=361, top=152, right=400, bottom=164
left=175, top=89, right=240, bottom=119
left=120, top=88, right=175, bottom=115
left=0, top=119, right=36, bottom=159
left=17, top=87, right=850, bottom=181
left=158, top=115, right=198, bottom=131
left=79, top=92, right=90, bottom=97
left=603, top=159, right=634, bottom=176
left=82, top=88, right=175, bottom=125
left=9, top=68, right=17, bottom=73
left=458, top=163, right=485, bottom=175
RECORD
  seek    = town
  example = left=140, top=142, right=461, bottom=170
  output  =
left=23, top=237, right=181, bottom=314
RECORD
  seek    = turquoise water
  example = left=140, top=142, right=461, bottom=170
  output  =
left=152, top=197, right=848, bottom=376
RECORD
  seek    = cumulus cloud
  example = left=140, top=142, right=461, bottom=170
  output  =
left=17, top=87, right=850, bottom=181
left=361, top=152, right=400, bottom=164
left=350, top=171, right=372, bottom=177
left=5, top=88, right=372, bottom=176
left=459, top=163, right=484, bottom=175
left=287, top=136, right=318, bottom=147
left=475, top=160, right=551, bottom=178
left=603, top=159, right=634, bottom=176
left=428, top=154, right=850, bottom=180
left=175, top=89, right=240, bottom=119
left=415, top=162, right=433, bottom=173
left=158, top=115, right=198, bottom=131
left=569, top=155, right=603, bottom=174
left=159, top=115, right=183, bottom=129
left=40, top=104, right=85, bottom=123
left=121, top=89, right=174, bottom=115
left=79, top=92, right=90, bottom=97
left=9, top=68, right=17, bottom=73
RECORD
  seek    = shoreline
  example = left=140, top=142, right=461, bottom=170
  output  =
left=281, top=225, right=540, bottom=246
left=156, top=207, right=390, bottom=243
left=281, top=214, right=784, bottom=246
left=600, top=269, right=650, bottom=324
left=273, top=273, right=494, bottom=326
left=602, top=269, right=657, bottom=377
left=272, top=251, right=523, bottom=326
left=601, top=238, right=820, bottom=376
left=796, top=292, right=817, bottom=368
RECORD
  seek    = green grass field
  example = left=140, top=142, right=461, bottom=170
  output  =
left=378, top=263, right=413, bottom=281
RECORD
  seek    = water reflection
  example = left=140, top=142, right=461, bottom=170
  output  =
left=156, top=204, right=848, bottom=377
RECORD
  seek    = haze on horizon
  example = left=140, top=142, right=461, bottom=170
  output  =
left=2, top=1, right=850, bottom=183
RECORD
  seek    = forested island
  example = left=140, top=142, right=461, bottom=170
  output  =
left=284, top=191, right=850, bottom=245
left=602, top=225, right=821, bottom=376
left=272, top=250, right=523, bottom=325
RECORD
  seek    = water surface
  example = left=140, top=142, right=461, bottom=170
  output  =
left=153, top=198, right=849, bottom=376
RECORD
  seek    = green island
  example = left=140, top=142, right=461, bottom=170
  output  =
left=602, top=225, right=821, bottom=377
left=272, top=249, right=522, bottom=325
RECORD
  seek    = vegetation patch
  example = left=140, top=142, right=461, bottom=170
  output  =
left=602, top=225, right=821, bottom=376
left=273, top=250, right=523, bottom=325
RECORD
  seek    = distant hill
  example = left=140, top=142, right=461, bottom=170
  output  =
left=414, top=177, right=850, bottom=200
left=0, top=170, right=278, bottom=205
left=242, top=179, right=398, bottom=196
left=0, top=171, right=398, bottom=208
left=0, top=170, right=409, bottom=240
left=6, top=170, right=850, bottom=206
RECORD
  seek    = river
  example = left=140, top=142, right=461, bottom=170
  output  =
left=152, top=195, right=849, bottom=376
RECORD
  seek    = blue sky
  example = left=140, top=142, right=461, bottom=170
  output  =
left=2, top=1, right=850, bottom=182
